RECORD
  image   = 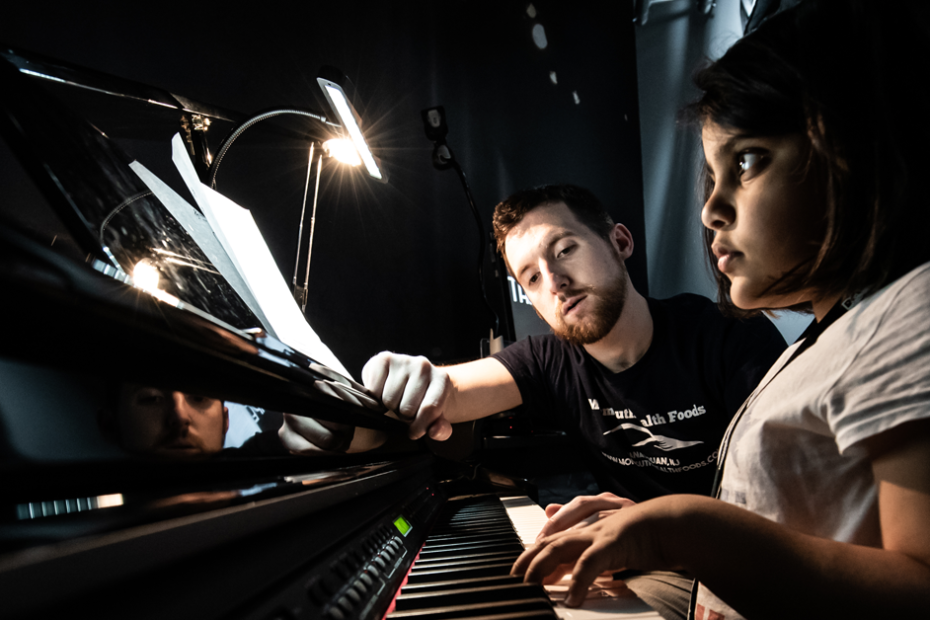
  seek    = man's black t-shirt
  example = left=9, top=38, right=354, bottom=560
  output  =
left=492, top=294, right=786, bottom=502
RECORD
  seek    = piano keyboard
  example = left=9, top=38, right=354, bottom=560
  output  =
left=388, top=496, right=661, bottom=620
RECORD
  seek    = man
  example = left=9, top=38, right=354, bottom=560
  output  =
left=106, top=385, right=229, bottom=457
left=283, top=184, right=784, bottom=502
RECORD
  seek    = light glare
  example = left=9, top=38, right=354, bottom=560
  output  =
left=96, top=493, right=125, bottom=508
left=324, top=138, right=362, bottom=167
left=325, top=84, right=383, bottom=180
left=132, top=260, right=160, bottom=293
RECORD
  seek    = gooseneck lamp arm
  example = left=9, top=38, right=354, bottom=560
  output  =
left=207, top=108, right=334, bottom=189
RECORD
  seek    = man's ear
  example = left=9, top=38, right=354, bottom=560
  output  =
left=223, top=407, right=229, bottom=435
left=610, top=223, right=634, bottom=260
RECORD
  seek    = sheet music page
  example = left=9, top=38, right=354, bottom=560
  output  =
left=169, top=133, right=352, bottom=378
left=129, top=160, right=275, bottom=336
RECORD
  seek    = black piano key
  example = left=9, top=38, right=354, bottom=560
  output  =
left=394, top=583, right=548, bottom=611
left=412, top=556, right=521, bottom=570
left=417, top=543, right=525, bottom=559
left=388, top=597, right=554, bottom=620
left=406, top=561, right=516, bottom=583
left=400, top=575, right=525, bottom=593
left=412, top=551, right=522, bottom=567
left=426, top=527, right=517, bottom=539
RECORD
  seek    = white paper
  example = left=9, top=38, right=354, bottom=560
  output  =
left=129, top=160, right=274, bottom=336
left=169, top=133, right=352, bottom=378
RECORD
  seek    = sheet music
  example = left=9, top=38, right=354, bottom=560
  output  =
left=169, top=133, right=352, bottom=378
left=129, top=160, right=274, bottom=336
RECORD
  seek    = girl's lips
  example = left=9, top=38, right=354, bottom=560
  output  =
left=717, top=251, right=741, bottom=274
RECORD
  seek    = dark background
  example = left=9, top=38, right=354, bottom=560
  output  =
left=0, top=0, right=647, bottom=379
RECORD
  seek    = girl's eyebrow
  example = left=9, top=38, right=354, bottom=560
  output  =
left=705, top=131, right=758, bottom=177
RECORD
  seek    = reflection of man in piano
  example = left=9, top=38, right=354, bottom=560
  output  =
left=281, top=184, right=785, bottom=615
left=101, top=385, right=229, bottom=457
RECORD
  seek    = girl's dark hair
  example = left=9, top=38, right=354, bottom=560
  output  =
left=682, top=0, right=930, bottom=316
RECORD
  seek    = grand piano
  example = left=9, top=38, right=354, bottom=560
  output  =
left=0, top=43, right=659, bottom=619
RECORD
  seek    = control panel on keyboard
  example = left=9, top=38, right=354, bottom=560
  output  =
left=239, top=485, right=444, bottom=620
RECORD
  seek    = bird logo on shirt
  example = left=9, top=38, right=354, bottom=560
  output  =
left=604, top=422, right=703, bottom=451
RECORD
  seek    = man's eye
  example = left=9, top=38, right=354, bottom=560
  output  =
left=185, top=394, right=213, bottom=408
left=557, top=245, right=574, bottom=258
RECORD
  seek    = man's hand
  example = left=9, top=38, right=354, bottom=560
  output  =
left=277, top=352, right=517, bottom=453
left=279, top=414, right=355, bottom=454
left=536, top=492, right=636, bottom=542
left=363, top=352, right=454, bottom=441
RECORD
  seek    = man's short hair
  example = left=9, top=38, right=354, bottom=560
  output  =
left=491, top=185, right=615, bottom=272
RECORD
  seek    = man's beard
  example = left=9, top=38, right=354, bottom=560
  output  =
left=550, top=256, right=627, bottom=346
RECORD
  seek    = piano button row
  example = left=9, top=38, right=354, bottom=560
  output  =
left=306, top=522, right=413, bottom=620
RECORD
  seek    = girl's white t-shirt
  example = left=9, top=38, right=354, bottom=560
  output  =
left=696, top=262, right=930, bottom=619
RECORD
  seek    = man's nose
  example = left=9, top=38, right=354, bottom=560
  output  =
left=544, top=265, right=569, bottom=294
left=168, top=392, right=193, bottom=429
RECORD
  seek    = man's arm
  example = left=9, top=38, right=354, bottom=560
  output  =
left=279, top=416, right=388, bottom=454
left=279, top=353, right=522, bottom=453
left=513, top=421, right=930, bottom=618
left=362, top=352, right=523, bottom=440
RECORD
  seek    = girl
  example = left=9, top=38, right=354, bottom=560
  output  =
left=511, top=2, right=930, bottom=619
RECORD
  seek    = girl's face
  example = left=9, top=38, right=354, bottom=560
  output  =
left=701, top=121, right=828, bottom=316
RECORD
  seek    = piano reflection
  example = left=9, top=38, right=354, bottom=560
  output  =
left=0, top=47, right=660, bottom=619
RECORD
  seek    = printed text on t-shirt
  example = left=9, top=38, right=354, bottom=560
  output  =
left=589, top=398, right=706, bottom=427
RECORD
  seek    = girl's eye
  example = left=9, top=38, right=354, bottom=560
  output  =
left=527, top=273, right=539, bottom=286
left=738, top=152, right=763, bottom=176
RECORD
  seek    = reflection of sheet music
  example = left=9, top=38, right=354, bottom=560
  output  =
left=159, top=133, right=350, bottom=377
left=129, top=161, right=274, bottom=335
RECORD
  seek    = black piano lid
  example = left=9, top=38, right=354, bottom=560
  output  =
left=0, top=47, right=412, bottom=491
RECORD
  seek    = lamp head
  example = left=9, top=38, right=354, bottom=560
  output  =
left=316, top=66, right=387, bottom=182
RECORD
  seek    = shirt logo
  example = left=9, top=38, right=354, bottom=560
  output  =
left=603, top=422, right=704, bottom=452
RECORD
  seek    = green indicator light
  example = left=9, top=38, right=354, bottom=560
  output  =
left=393, top=515, right=412, bottom=536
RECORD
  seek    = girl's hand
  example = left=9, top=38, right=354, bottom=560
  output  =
left=536, top=492, right=636, bottom=542
left=513, top=495, right=695, bottom=607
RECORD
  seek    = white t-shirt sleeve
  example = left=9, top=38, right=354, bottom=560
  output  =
left=828, top=264, right=930, bottom=453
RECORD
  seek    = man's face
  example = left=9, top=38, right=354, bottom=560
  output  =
left=117, top=386, right=229, bottom=457
left=504, top=202, right=629, bottom=345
